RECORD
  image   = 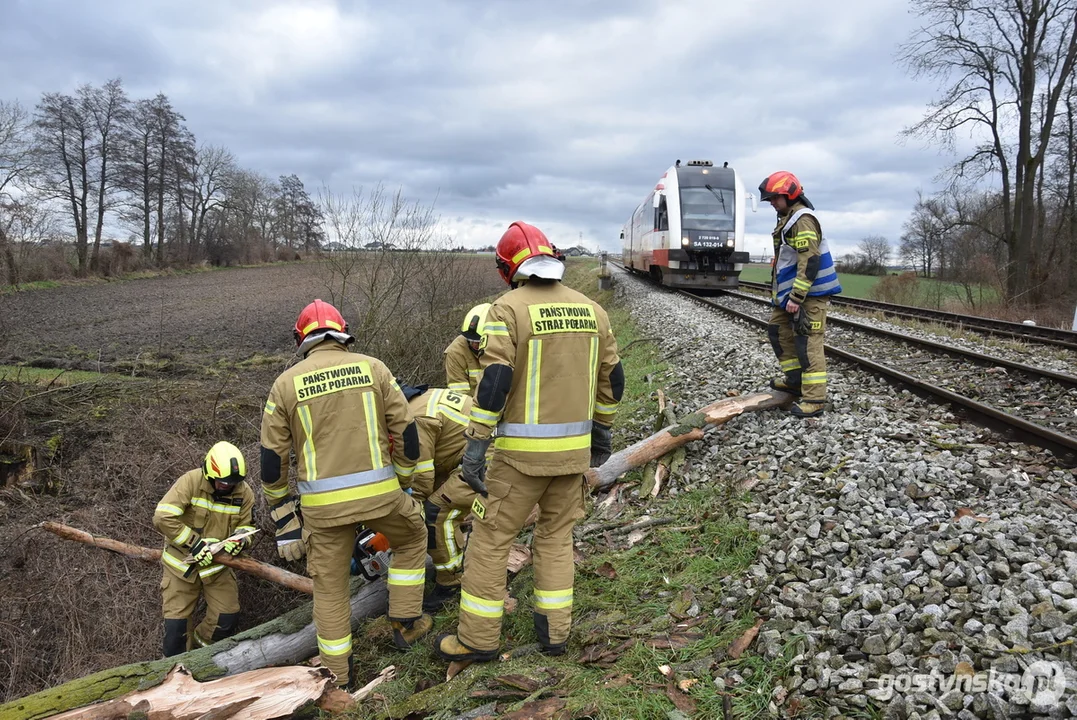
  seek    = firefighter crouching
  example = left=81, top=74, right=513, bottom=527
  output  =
left=436, top=222, right=624, bottom=663
left=399, top=385, right=479, bottom=612
left=759, top=171, right=842, bottom=418
left=444, top=303, right=490, bottom=394
left=153, top=441, right=255, bottom=656
left=260, top=299, right=432, bottom=689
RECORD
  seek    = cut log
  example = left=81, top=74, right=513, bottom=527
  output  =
left=0, top=579, right=389, bottom=720
left=585, top=390, right=792, bottom=490
left=36, top=521, right=314, bottom=595
left=45, top=664, right=336, bottom=720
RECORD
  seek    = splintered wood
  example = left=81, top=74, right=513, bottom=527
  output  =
left=46, top=665, right=336, bottom=720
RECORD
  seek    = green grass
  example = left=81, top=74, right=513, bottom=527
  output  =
left=0, top=364, right=136, bottom=386
left=331, top=260, right=793, bottom=719
left=738, top=264, right=999, bottom=308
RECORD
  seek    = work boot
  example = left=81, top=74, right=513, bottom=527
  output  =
left=769, top=377, right=801, bottom=396
left=434, top=633, right=498, bottom=663
left=540, top=641, right=567, bottom=656
left=790, top=401, right=825, bottom=418
left=423, top=583, right=461, bottom=613
left=391, top=613, right=434, bottom=649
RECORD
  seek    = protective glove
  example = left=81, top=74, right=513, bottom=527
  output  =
left=590, top=423, right=613, bottom=468
left=792, top=306, right=811, bottom=336
left=192, top=538, right=219, bottom=567
left=222, top=538, right=245, bottom=556
left=270, top=496, right=306, bottom=562
left=461, top=437, right=491, bottom=497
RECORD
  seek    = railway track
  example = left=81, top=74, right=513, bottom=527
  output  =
left=680, top=287, right=1077, bottom=462
left=737, top=279, right=1077, bottom=351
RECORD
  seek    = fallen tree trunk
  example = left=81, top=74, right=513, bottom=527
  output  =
left=585, top=390, right=792, bottom=490
left=37, top=521, right=314, bottom=595
left=0, top=578, right=388, bottom=720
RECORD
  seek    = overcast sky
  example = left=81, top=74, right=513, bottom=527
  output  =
left=0, top=0, right=953, bottom=258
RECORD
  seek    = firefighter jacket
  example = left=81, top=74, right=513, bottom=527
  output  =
left=771, top=201, right=842, bottom=307
left=153, top=470, right=255, bottom=584
left=260, top=342, right=418, bottom=529
left=408, top=388, right=472, bottom=498
left=444, top=335, right=482, bottom=394
left=466, top=281, right=621, bottom=477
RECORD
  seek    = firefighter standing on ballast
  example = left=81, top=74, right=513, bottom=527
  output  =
left=436, top=221, right=623, bottom=663
left=153, top=441, right=255, bottom=656
left=444, top=303, right=490, bottom=394
left=759, top=171, right=842, bottom=418
left=259, top=299, right=432, bottom=689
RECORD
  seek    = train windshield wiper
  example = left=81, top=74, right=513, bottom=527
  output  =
left=704, top=184, right=728, bottom=216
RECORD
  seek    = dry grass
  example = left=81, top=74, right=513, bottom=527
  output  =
left=0, top=255, right=503, bottom=702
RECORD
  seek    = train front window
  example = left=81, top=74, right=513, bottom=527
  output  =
left=680, top=186, right=735, bottom=231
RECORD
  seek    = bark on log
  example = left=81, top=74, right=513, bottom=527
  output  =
left=585, top=391, right=792, bottom=490
left=36, top=521, right=314, bottom=594
left=0, top=579, right=388, bottom=720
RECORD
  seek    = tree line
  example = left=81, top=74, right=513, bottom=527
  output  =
left=0, top=78, right=325, bottom=286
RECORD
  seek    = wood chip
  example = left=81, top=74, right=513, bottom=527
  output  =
left=447, top=660, right=475, bottom=681
left=507, top=543, right=533, bottom=573
left=595, top=562, right=618, bottom=579
left=727, top=618, right=765, bottom=659
left=498, top=697, right=569, bottom=720
left=664, top=679, right=698, bottom=715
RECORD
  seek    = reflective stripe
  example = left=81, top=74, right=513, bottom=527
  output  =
left=461, top=590, right=504, bottom=618
left=470, top=406, right=500, bottom=426
left=415, top=459, right=436, bottom=474
left=511, top=247, right=531, bottom=264
left=161, top=551, right=192, bottom=574
left=443, top=509, right=461, bottom=561
left=447, top=381, right=470, bottom=392
left=199, top=564, right=225, bottom=580
left=388, top=567, right=426, bottom=586
left=498, top=420, right=593, bottom=438
left=438, top=406, right=469, bottom=426
left=534, top=588, right=573, bottom=610
left=297, top=465, right=397, bottom=495
left=362, top=392, right=383, bottom=468
left=780, top=359, right=801, bottom=371
left=194, top=632, right=210, bottom=647
left=588, top=336, right=598, bottom=418
left=435, top=555, right=463, bottom=571
left=264, top=400, right=276, bottom=415
left=803, top=372, right=827, bottom=385
left=595, top=402, right=619, bottom=415
left=263, top=483, right=290, bottom=501
left=298, top=405, right=317, bottom=482
left=300, top=476, right=401, bottom=507
left=395, top=463, right=415, bottom=478
left=173, top=526, right=193, bottom=546
left=525, top=338, right=541, bottom=425
left=156, top=503, right=184, bottom=516
left=236, top=525, right=256, bottom=534
left=390, top=378, right=401, bottom=393
left=484, top=322, right=510, bottom=336
left=190, top=497, right=240, bottom=515
left=467, top=368, right=481, bottom=376
left=495, top=433, right=591, bottom=453
left=793, top=278, right=812, bottom=291
left=318, top=634, right=353, bottom=656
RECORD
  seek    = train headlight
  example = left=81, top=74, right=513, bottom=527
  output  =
left=726, top=239, right=735, bottom=248
left=681, top=237, right=690, bottom=247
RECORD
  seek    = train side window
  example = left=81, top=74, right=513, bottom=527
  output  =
left=655, top=197, right=669, bottom=231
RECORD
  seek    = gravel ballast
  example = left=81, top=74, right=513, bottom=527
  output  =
left=612, top=271, right=1077, bottom=719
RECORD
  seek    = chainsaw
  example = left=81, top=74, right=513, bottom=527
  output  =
left=351, top=526, right=391, bottom=581
left=182, top=528, right=260, bottom=577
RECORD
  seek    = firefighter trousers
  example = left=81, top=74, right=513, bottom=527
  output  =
left=305, top=490, right=427, bottom=684
left=457, top=454, right=586, bottom=652
left=768, top=297, right=829, bottom=403
left=161, top=568, right=240, bottom=656
left=424, top=469, right=477, bottom=586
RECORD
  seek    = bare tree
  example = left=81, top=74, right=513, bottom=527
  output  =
left=80, top=79, right=130, bottom=272
left=899, top=0, right=1077, bottom=304
left=0, top=101, right=35, bottom=285
left=175, top=143, right=234, bottom=264
left=859, top=235, right=891, bottom=274
left=901, top=190, right=948, bottom=276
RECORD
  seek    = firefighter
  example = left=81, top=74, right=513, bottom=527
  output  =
left=260, top=299, right=431, bottom=688
left=153, top=441, right=255, bottom=656
left=435, top=222, right=623, bottom=663
left=400, top=385, right=479, bottom=612
left=444, top=303, right=490, bottom=394
left=759, top=171, right=842, bottom=418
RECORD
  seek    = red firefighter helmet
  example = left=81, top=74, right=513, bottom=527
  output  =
left=495, top=221, right=558, bottom=284
left=758, top=171, right=804, bottom=202
left=293, top=299, right=348, bottom=346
